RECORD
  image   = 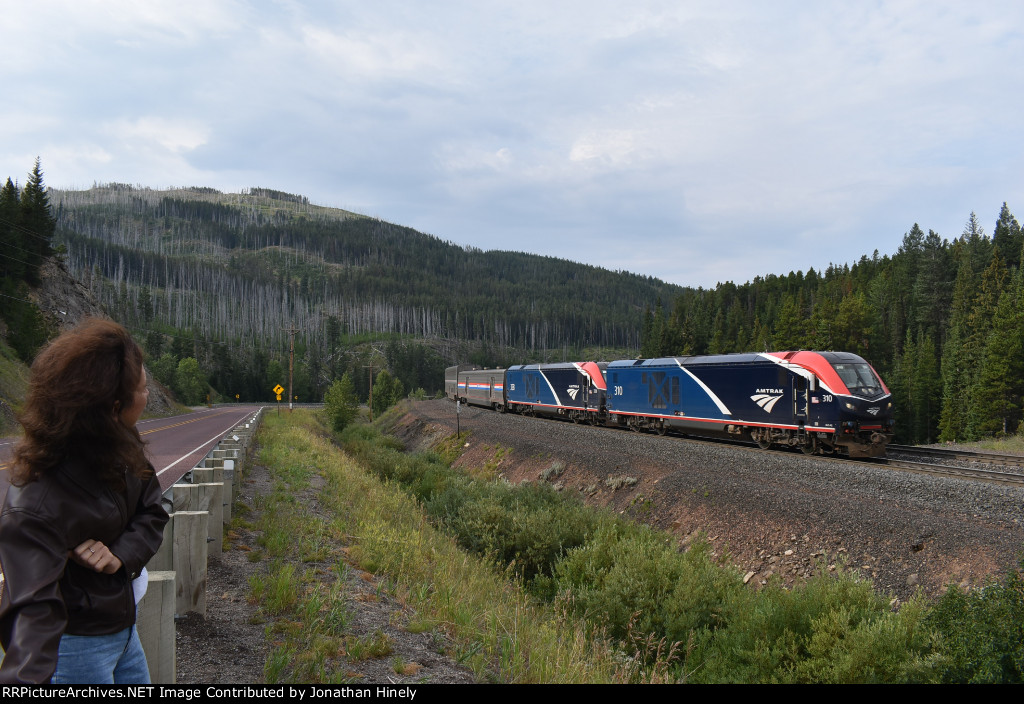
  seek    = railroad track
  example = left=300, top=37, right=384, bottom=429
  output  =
left=887, top=443, right=1024, bottom=468
left=879, top=444, right=1024, bottom=487
left=874, top=457, right=1024, bottom=487
left=454, top=402, right=1024, bottom=487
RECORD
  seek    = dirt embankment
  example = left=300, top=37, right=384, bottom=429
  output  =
left=396, top=399, right=1024, bottom=600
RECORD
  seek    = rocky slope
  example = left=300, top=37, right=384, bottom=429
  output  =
left=28, top=257, right=177, bottom=414
left=397, top=399, right=1024, bottom=600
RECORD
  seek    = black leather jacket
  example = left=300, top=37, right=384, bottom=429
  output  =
left=0, top=459, right=168, bottom=684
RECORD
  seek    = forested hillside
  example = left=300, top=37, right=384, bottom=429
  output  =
left=6, top=169, right=1021, bottom=444
left=639, top=208, right=1024, bottom=443
left=0, top=160, right=55, bottom=361
left=49, top=183, right=682, bottom=403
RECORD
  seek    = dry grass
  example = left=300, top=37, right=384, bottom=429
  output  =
left=257, top=411, right=625, bottom=683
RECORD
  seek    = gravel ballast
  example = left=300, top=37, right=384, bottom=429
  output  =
left=399, top=399, right=1024, bottom=599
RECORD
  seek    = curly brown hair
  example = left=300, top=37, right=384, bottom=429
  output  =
left=11, top=318, right=150, bottom=488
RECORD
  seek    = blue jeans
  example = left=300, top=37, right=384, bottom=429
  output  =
left=51, top=625, right=150, bottom=684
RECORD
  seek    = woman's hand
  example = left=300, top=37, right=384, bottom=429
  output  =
left=70, top=539, right=123, bottom=574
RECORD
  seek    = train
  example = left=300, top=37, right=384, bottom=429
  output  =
left=445, top=351, right=894, bottom=458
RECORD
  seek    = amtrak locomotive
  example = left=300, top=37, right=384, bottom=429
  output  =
left=445, top=351, right=894, bottom=458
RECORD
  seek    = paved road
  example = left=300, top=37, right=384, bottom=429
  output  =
left=0, top=405, right=264, bottom=501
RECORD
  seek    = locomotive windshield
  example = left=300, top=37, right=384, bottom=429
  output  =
left=832, top=362, right=885, bottom=398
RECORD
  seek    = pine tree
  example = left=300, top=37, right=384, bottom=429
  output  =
left=968, top=268, right=1024, bottom=437
left=912, top=329, right=941, bottom=443
left=18, top=158, right=55, bottom=285
left=891, top=329, right=916, bottom=441
left=912, top=229, right=953, bottom=341
left=939, top=218, right=996, bottom=441
left=0, top=178, right=22, bottom=281
left=992, top=203, right=1023, bottom=271
left=773, top=292, right=810, bottom=350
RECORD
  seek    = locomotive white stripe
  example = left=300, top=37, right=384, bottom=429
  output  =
left=672, top=360, right=733, bottom=416
left=538, top=370, right=559, bottom=402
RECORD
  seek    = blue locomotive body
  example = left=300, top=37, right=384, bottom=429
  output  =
left=604, top=351, right=892, bottom=456
left=505, top=362, right=607, bottom=422
left=446, top=351, right=893, bottom=457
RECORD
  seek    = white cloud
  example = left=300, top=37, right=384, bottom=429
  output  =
left=569, top=130, right=640, bottom=166
left=107, top=117, right=210, bottom=154
left=3, top=1, right=1024, bottom=287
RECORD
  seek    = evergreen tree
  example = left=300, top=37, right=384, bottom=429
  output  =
left=18, top=159, right=55, bottom=285
left=639, top=304, right=653, bottom=356
left=266, top=359, right=285, bottom=399
left=992, top=203, right=1023, bottom=271
left=939, top=219, right=996, bottom=441
left=897, top=328, right=942, bottom=444
left=891, top=329, right=916, bottom=441
left=911, top=329, right=941, bottom=443
left=968, top=268, right=1024, bottom=437
left=773, top=293, right=810, bottom=350
left=0, top=178, right=22, bottom=281
left=912, top=229, right=953, bottom=341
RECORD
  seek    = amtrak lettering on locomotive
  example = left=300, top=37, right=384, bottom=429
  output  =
left=446, top=350, right=894, bottom=458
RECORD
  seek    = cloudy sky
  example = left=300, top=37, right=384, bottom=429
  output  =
left=2, top=1, right=1023, bottom=288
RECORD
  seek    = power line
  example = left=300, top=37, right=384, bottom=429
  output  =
left=0, top=251, right=36, bottom=268
left=0, top=216, right=52, bottom=244
left=0, top=291, right=35, bottom=305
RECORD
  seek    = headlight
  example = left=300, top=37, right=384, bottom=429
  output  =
left=844, top=401, right=857, bottom=411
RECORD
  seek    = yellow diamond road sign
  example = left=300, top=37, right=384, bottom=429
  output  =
left=273, top=384, right=284, bottom=395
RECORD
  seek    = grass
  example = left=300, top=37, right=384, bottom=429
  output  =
left=246, top=410, right=625, bottom=683
left=0, top=338, right=30, bottom=436
left=968, top=435, right=1024, bottom=454
left=246, top=409, right=1024, bottom=684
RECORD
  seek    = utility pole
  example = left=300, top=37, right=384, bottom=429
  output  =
left=285, top=323, right=299, bottom=412
left=364, top=362, right=374, bottom=421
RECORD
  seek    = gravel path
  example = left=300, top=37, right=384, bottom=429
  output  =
left=399, top=399, right=1024, bottom=599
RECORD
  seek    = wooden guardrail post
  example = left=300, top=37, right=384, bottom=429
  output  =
left=173, top=510, right=208, bottom=616
left=145, top=408, right=263, bottom=682
left=137, top=570, right=176, bottom=684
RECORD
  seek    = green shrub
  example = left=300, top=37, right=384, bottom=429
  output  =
left=554, top=523, right=739, bottom=651
left=691, top=570, right=940, bottom=683
left=323, top=373, right=360, bottom=432
left=427, top=479, right=598, bottom=585
left=927, top=561, right=1024, bottom=683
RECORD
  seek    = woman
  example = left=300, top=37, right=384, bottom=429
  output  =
left=0, top=319, right=169, bottom=684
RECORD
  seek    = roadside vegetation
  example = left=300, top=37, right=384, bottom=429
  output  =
left=245, top=408, right=1023, bottom=683
left=0, top=338, right=30, bottom=435
left=245, top=410, right=625, bottom=683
